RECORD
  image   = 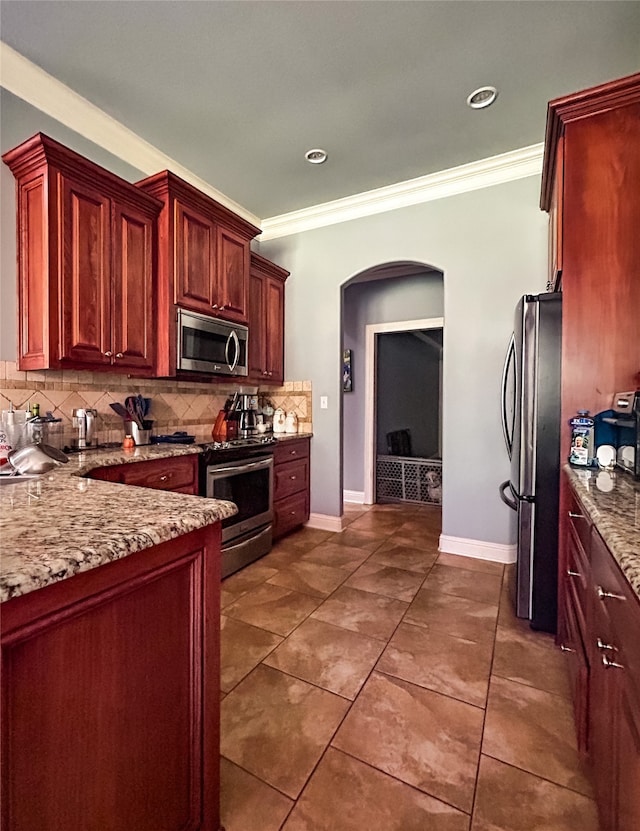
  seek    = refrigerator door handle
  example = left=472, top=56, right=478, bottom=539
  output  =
left=499, top=479, right=518, bottom=511
left=501, top=333, right=516, bottom=459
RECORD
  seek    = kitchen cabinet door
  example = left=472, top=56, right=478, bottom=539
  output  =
left=112, top=200, right=156, bottom=372
left=216, top=225, right=249, bottom=323
left=59, top=173, right=112, bottom=367
left=174, top=200, right=217, bottom=313
left=617, top=687, right=640, bottom=831
left=247, top=252, right=288, bottom=384
left=265, top=274, right=285, bottom=383
left=248, top=266, right=266, bottom=378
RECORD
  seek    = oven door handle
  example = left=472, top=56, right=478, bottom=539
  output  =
left=209, top=458, right=273, bottom=476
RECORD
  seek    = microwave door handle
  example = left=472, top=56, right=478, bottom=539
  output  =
left=225, top=330, right=240, bottom=372
left=501, top=333, right=515, bottom=460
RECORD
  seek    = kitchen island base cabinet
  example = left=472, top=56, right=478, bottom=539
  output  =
left=1, top=525, right=223, bottom=831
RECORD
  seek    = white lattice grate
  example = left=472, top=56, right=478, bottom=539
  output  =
left=376, top=455, right=442, bottom=505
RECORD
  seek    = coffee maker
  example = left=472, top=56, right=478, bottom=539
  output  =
left=233, top=394, right=258, bottom=439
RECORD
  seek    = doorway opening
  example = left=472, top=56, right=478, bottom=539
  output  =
left=363, top=318, right=444, bottom=504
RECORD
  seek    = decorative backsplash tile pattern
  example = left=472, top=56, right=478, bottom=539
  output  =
left=0, top=362, right=312, bottom=447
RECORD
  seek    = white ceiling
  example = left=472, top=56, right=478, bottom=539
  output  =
left=1, top=1, right=639, bottom=221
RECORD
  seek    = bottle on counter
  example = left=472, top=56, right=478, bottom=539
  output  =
left=569, top=410, right=595, bottom=467
left=122, top=434, right=135, bottom=450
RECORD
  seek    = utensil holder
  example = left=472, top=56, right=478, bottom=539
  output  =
left=124, top=421, right=152, bottom=446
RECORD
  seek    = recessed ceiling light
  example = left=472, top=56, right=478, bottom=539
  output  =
left=305, top=148, right=328, bottom=164
left=466, top=86, right=498, bottom=109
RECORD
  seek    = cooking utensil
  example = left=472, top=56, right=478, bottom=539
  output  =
left=124, top=396, right=144, bottom=428
left=8, top=443, right=69, bottom=475
left=109, top=402, right=130, bottom=420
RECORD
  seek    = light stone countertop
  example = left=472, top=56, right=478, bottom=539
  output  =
left=565, top=465, right=640, bottom=600
left=0, top=444, right=237, bottom=603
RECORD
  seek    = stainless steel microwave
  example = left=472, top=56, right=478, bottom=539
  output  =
left=176, top=308, right=248, bottom=376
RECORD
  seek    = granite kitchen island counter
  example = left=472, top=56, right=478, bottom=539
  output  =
left=0, top=444, right=236, bottom=602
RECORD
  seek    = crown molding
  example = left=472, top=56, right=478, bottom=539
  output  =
left=0, top=42, right=261, bottom=228
left=260, top=143, right=544, bottom=240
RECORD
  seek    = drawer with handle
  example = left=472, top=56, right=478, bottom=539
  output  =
left=274, top=458, right=308, bottom=500
left=274, top=491, right=309, bottom=539
left=89, top=455, right=198, bottom=494
left=273, top=437, right=310, bottom=466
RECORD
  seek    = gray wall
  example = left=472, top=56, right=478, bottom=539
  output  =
left=376, top=331, right=441, bottom=460
left=260, top=175, right=548, bottom=546
left=341, top=273, right=444, bottom=493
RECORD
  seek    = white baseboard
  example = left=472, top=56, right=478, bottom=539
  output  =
left=306, top=513, right=345, bottom=533
left=343, top=490, right=365, bottom=504
left=439, top=534, right=517, bottom=564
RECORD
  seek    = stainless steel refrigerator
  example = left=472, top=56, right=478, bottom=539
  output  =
left=499, top=292, right=562, bottom=633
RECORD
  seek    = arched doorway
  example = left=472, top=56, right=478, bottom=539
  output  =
left=341, top=261, right=444, bottom=509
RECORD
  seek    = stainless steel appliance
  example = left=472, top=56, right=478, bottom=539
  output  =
left=72, top=408, right=97, bottom=449
left=230, top=393, right=259, bottom=438
left=499, top=292, right=562, bottom=633
left=177, top=308, right=248, bottom=376
left=200, top=437, right=277, bottom=577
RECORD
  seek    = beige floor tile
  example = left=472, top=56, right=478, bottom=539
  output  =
left=261, top=544, right=307, bottom=570
left=369, top=541, right=439, bottom=574
left=347, top=513, right=405, bottom=534
left=223, top=582, right=322, bottom=637
left=267, top=559, right=349, bottom=598
left=333, top=671, right=484, bottom=813
left=482, top=676, right=592, bottom=796
left=493, top=623, right=571, bottom=698
left=436, top=552, right=505, bottom=577
left=223, top=562, right=280, bottom=594
left=221, top=665, right=349, bottom=799
left=220, top=615, right=283, bottom=692
left=345, top=560, right=425, bottom=602
left=296, top=541, right=372, bottom=572
left=311, top=585, right=409, bottom=641
left=264, top=617, right=385, bottom=699
left=471, top=755, right=599, bottom=831
left=276, top=527, right=334, bottom=551
left=406, top=588, right=498, bottom=644
left=220, top=757, right=293, bottom=831
left=386, top=529, right=440, bottom=552
left=376, top=622, right=493, bottom=708
left=326, top=528, right=385, bottom=551
left=423, top=564, right=503, bottom=605
left=283, top=747, right=470, bottom=831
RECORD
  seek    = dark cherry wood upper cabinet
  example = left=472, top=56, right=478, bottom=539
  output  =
left=540, top=73, right=640, bottom=461
left=2, top=133, right=162, bottom=374
left=136, top=171, right=260, bottom=376
left=247, top=252, right=288, bottom=385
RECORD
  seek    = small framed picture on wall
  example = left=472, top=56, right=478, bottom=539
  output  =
left=343, top=349, right=353, bottom=392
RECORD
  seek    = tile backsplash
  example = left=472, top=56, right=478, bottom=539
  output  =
left=0, top=361, right=312, bottom=447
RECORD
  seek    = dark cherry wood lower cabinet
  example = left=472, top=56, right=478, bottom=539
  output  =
left=88, top=454, right=199, bottom=495
left=559, top=476, right=640, bottom=831
left=1, top=525, right=222, bottom=831
left=273, top=437, right=310, bottom=539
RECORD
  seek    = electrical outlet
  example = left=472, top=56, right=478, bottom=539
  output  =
left=320, top=396, right=328, bottom=409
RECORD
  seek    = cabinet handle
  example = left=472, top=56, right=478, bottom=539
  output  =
left=596, top=638, right=615, bottom=652
left=602, top=654, right=624, bottom=670
left=568, top=511, right=584, bottom=519
left=290, top=450, right=297, bottom=456
left=597, top=585, right=625, bottom=602
left=104, top=350, right=113, bottom=357
left=115, top=352, right=124, bottom=359
left=567, top=570, right=581, bottom=578
left=560, top=644, right=575, bottom=653
left=212, top=304, right=219, bottom=310
left=159, top=474, right=169, bottom=482
left=290, top=475, right=297, bottom=480
left=263, top=371, right=269, bottom=376
left=289, top=510, right=297, bottom=516
left=268, top=371, right=273, bottom=376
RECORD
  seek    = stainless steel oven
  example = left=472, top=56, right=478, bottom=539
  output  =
left=205, top=452, right=273, bottom=577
